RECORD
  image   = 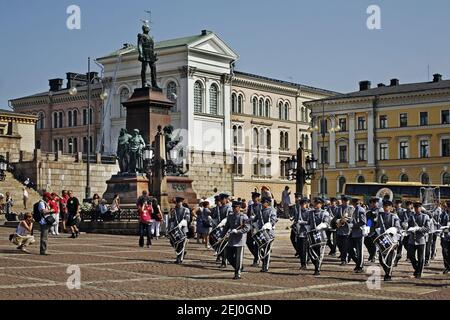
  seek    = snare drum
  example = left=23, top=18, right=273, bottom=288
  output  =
left=307, top=229, right=327, bottom=248
left=209, top=227, right=223, bottom=248
left=373, top=232, right=396, bottom=255
left=168, top=226, right=186, bottom=247
left=253, top=229, right=274, bottom=249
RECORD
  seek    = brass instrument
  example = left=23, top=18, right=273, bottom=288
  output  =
left=337, top=206, right=355, bottom=228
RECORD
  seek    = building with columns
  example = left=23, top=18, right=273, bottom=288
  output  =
left=305, top=75, right=450, bottom=198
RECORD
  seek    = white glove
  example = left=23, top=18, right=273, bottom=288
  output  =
left=408, top=226, right=419, bottom=233
left=440, top=226, right=449, bottom=231
left=386, top=227, right=397, bottom=235
left=316, top=223, right=327, bottom=231
left=178, top=220, right=187, bottom=228
left=263, top=222, right=272, bottom=230
left=231, top=229, right=238, bottom=234
left=218, top=218, right=227, bottom=228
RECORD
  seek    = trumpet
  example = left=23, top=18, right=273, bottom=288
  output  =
left=337, top=207, right=354, bottom=228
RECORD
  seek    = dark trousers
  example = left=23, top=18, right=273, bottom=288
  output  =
left=442, top=239, right=450, bottom=270
left=309, top=245, right=324, bottom=272
left=40, top=224, right=50, bottom=254
left=425, top=234, right=438, bottom=262
left=290, top=229, right=299, bottom=255
left=408, top=244, right=426, bottom=276
left=297, top=237, right=309, bottom=267
left=246, top=235, right=259, bottom=264
left=139, top=222, right=152, bottom=247
left=379, top=249, right=396, bottom=277
left=226, top=246, right=244, bottom=276
left=349, top=237, right=364, bottom=270
left=326, top=230, right=336, bottom=254
left=364, top=234, right=377, bottom=261
left=175, top=239, right=188, bottom=263
left=337, top=234, right=350, bottom=262
left=260, top=242, right=273, bottom=272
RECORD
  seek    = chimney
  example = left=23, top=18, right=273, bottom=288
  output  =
left=377, top=83, right=385, bottom=88
left=201, top=30, right=209, bottom=36
left=49, top=78, right=63, bottom=91
left=433, top=73, right=443, bottom=83
left=390, top=78, right=400, bottom=86
left=359, top=80, right=371, bottom=91
left=67, top=72, right=87, bottom=89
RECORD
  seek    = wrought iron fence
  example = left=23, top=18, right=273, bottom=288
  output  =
left=80, top=209, right=139, bottom=222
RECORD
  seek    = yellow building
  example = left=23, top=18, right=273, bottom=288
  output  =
left=304, top=75, right=450, bottom=198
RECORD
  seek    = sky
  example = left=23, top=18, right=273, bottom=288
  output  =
left=1, top=0, right=450, bottom=108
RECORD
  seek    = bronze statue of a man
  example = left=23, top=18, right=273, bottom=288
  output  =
left=117, top=128, right=132, bottom=173
left=128, top=129, right=146, bottom=173
left=138, top=24, right=160, bottom=89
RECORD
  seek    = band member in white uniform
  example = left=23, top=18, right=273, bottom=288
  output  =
left=375, top=200, right=401, bottom=281
left=364, top=198, right=380, bottom=263
left=407, top=202, right=431, bottom=279
left=348, top=198, right=367, bottom=273
left=169, top=197, right=191, bottom=264
left=293, top=197, right=311, bottom=270
left=221, top=201, right=251, bottom=280
left=334, top=195, right=353, bottom=265
left=326, top=197, right=338, bottom=256
left=255, top=196, right=278, bottom=273
left=307, top=198, right=330, bottom=276
left=247, top=192, right=262, bottom=267
left=216, top=193, right=233, bottom=268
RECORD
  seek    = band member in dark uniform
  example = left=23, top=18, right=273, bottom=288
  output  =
left=169, top=197, right=191, bottom=264
left=425, top=204, right=441, bottom=266
left=364, top=198, right=379, bottom=263
left=307, top=198, right=330, bottom=276
left=290, top=193, right=301, bottom=257
left=440, top=201, right=450, bottom=274
left=375, top=200, right=401, bottom=281
left=395, top=199, right=411, bottom=266
left=407, top=202, right=431, bottom=279
left=348, top=198, right=367, bottom=273
left=221, top=201, right=250, bottom=280
left=294, top=197, right=311, bottom=270
left=216, top=193, right=233, bottom=268
left=247, top=192, right=262, bottom=267
left=335, top=195, right=353, bottom=266
left=255, top=196, right=278, bottom=272
left=326, top=197, right=338, bottom=256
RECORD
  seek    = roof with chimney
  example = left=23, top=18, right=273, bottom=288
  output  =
left=305, top=74, right=450, bottom=104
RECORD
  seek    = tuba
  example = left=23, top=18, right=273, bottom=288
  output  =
left=337, top=206, right=355, bottom=228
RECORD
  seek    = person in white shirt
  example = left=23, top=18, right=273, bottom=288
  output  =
left=10, top=213, right=35, bottom=253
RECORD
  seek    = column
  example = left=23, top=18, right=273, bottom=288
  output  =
left=349, top=113, right=356, bottom=167
left=329, top=118, right=336, bottom=168
left=312, top=122, right=319, bottom=160
left=367, top=111, right=375, bottom=166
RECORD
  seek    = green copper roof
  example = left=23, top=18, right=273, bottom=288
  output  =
left=99, top=32, right=212, bottom=60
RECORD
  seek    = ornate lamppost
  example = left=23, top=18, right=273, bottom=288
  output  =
left=286, top=142, right=318, bottom=198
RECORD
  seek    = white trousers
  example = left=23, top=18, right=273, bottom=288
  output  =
left=50, top=214, right=60, bottom=234
left=152, top=221, right=161, bottom=237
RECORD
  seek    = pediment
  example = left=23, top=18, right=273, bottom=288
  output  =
left=189, top=34, right=238, bottom=59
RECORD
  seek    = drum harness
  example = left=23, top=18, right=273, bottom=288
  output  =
left=377, top=213, right=398, bottom=267
left=257, top=210, right=274, bottom=260
left=308, top=210, right=326, bottom=267
left=171, top=207, right=188, bottom=257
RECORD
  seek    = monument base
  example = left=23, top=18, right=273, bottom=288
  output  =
left=103, top=174, right=149, bottom=205
left=166, top=176, right=198, bottom=208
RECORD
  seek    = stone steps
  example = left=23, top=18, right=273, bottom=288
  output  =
left=0, top=172, right=42, bottom=214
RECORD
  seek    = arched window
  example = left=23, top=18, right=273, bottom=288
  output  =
left=259, top=159, right=265, bottom=177
left=166, top=81, right=177, bottom=102
left=259, top=98, right=264, bottom=117
left=266, top=159, right=272, bottom=177
left=280, top=132, right=285, bottom=149
left=58, top=112, right=64, bottom=128
left=68, top=111, right=73, bottom=127
left=238, top=95, right=243, bottom=114
left=380, top=175, right=389, bottom=184
left=357, top=175, right=365, bottom=183
left=231, top=93, right=237, bottom=113
left=265, top=100, right=270, bottom=118
left=443, top=172, right=450, bottom=185
left=400, top=174, right=409, bottom=182
left=259, top=128, right=265, bottom=146
left=232, top=126, right=238, bottom=146
left=53, top=112, right=58, bottom=128
left=68, top=138, right=73, bottom=154
left=237, top=157, right=243, bottom=175
left=284, top=103, right=289, bottom=121
left=83, top=109, right=88, bottom=126
left=120, top=87, right=130, bottom=117
left=320, top=177, right=328, bottom=195
left=194, top=82, right=203, bottom=113
left=278, top=102, right=283, bottom=119
left=253, top=158, right=259, bottom=176
left=280, top=161, right=286, bottom=178
left=338, top=177, right=346, bottom=194
left=73, top=110, right=78, bottom=127
left=253, top=97, right=258, bottom=116
left=73, top=137, right=78, bottom=153
left=421, top=172, right=430, bottom=185
left=305, top=135, right=309, bottom=150
left=58, top=139, right=64, bottom=153
left=284, top=132, right=289, bottom=150
left=238, top=126, right=243, bottom=145
left=83, top=137, right=88, bottom=153
left=36, top=112, right=45, bottom=130
left=253, top=128, right=259, bottom=147
left=233, top=156, right=237, bottom=175
left=209, top=84, right=219, bottom=115
left=266, top=130, right=271, bottom=149
left=301, top=107, right=305, bottom=122
left=89, top=108, right=93, bottom=125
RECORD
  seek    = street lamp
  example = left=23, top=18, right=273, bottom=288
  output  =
left=286, top=142, right=318, bottom=197
left=68, top=57, right=109, bottom=201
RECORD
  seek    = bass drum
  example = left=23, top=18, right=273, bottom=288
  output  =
left=376, top=187, right=394, bottom=202
left=209, top=227, right=223, bottom=248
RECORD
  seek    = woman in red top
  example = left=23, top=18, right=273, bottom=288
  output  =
left=138, top=200, right=153, bottom=248
left=48, top=193, right=60, bottom=235
left=59, top=190, right=69, bottom=233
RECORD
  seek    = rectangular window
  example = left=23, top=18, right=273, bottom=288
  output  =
left=379, top=143, right=388, bottom=160
left=400, top=113, right=408, bottom=127
left=442, top=139, right=450, bottom=157
left=399, top=141, right=409, bottom=159
left=420, top=112, right=428, bottom=126
left=420, top=140, right=430, bottom=158
left=338, top=118, right=347, bottom=132
left=339, top=145, right=348, bottom=163
left=358, top=144, right=367, bottom=161
left=320, top=119, right=328, bottom=135
left=320, top=147, right=329, bottom=164
left=380, top=115, right=388, bottom=129
left=442, top=110, right=450, bottom=124
left=357, top=116, right=366, bottom=130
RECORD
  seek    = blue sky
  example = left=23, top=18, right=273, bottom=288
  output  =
left=1, top=0, right=450, bottom=108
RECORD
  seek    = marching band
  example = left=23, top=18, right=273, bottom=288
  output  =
left=166, top=190, right=450, bottom=281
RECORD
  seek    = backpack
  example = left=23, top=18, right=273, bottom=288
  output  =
left=33, top=201, right=42, bottom=222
